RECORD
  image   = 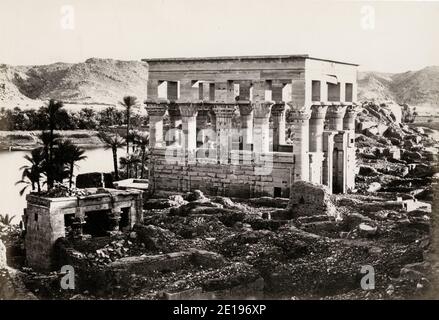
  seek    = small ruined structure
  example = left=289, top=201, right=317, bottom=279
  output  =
left=288, top=181, right=338, bottom=219
left=142, top=54, right=359, bottom=197
left=23, top=189, right=143, bottom=270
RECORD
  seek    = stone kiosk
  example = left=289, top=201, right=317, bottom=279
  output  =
left=142, top=54, right=359, bottom=198
left=24, top=189, right=143, bottom=271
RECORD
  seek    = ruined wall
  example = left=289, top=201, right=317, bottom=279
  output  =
left=149, top=148, right=295, bottom=198
left=24, top=196, right=67, bottom=271
left=288, top=181, right=338, bottom=219
left=24, top=190, right=143, bottom=271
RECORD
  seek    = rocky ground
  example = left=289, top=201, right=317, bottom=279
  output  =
left=0, top=101, right=438, bottom=300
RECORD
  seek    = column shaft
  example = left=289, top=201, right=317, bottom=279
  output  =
left=178, top=103, right=198, bottom=156
left=253, top=101, right=273, bottom=154
left=145, top=100, right=167, bottom=148
left=309, top=104, right=328, bottom=152
left=213, top=103, right=235, bottom=164
left=238, top=102, right=254, bottom=147
left=287, top=106, right=311, bottom=182
left=272, top=103, right=286, bottom=151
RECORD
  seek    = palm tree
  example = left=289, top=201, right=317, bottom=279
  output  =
left=133, top=132, right=149, bottom=178
left=120, top=96, right=138, bottom=154
left=42, top=99, right=64, bottom=189
left=98, top=131, right=126, bottom=180
left=119, top=153, right=141, bottom=179
left=0, top=214, right=14, bottom=226
left=16, top=147, right=45, bottom=195
left=56, top=140, right=87, bottom=188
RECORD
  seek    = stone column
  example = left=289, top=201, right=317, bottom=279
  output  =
left=166, top=102, right=182, bottom=146
left=326, top=103, right=347, bottom=131
left=309, top=103, right=328, bottom=152
left=238, top=101, right=254, bottom=147
left=208, top=109, right=217, bottom=132
left=145, top=99, right=168, bottom=148
left=343, top=104, right=358, bottom=192
left=178, top=102, right=198, bottom=157
left=196, top=106, right=210, bottom=145
left=287, top=106, right=311, bottom=182
left=213, top=103, right=235, bottom=164
left=271, top=102, right=286, bottom=151
left=322, top=131, right=336, bottom=193
left=343, top=104, right=357, bottom=133
left=253, top=101, right=274, bottom=154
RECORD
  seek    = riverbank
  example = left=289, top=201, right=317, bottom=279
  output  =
left=0, top=130, right=106, bottom=150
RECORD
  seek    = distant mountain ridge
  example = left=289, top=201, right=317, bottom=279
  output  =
left=0, top=58, right=149, bottom=110
left=1, top=58, right=438, bottom=112
left=358, top=66, right=439, bottom=111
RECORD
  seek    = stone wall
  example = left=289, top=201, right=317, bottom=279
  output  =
left=149, top=148, right=295, bottom=198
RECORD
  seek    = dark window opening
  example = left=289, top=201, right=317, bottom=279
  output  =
left=299, top=196, right=305, bottom=204
left=198, top=82, right=203, bottom=100
left=209, top=83, right=215, bottom=101
left=274, top=187, right=282, bottom=198
left=64, top=213, right=75, bottom=234
left=312, top=80, right=321, bottom=101
left=34, top=213, right=38, bottom=222
left=83, top=210, right=111, bottom=237
left=119, top=208, right=130, bottom=230
left=167, top=81, right=179, bottom=101
left=327, top=82, right=341, bottom=102
left=345, top=83, right=353, bottom=102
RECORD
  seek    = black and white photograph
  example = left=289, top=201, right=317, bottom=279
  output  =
left=0, top=0, right=438, bottom=309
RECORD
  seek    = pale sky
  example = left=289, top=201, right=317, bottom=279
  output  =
left=0, top=0, right=438, bottom=72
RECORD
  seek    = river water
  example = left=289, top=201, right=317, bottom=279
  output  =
left=0, top=148, right=119, bottom=222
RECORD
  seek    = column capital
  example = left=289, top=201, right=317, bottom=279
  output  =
left=213, top=102, right=236, bottom=118
left=178, top=101, right=200, bottom=117
left=326, top=103, right=347, bottom=119
left=253, top=100, right=274, bottom=119
left=237, top=101, right=253, bottom=116
left=288, top=109, right=311, bottom=122
left=144, top=99, right=168, bottom=116
left=310, top=103, right=328, bottom=120
left=344, top=104, right=360, bottom=118
left=271, top=102, right=286, bottom=116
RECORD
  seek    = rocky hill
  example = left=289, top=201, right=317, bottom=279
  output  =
left=1, top=57, right=438, bottom=112
left=358, top=66, right=439, bottom=112
left=0, top=58, right=149, bottom=110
